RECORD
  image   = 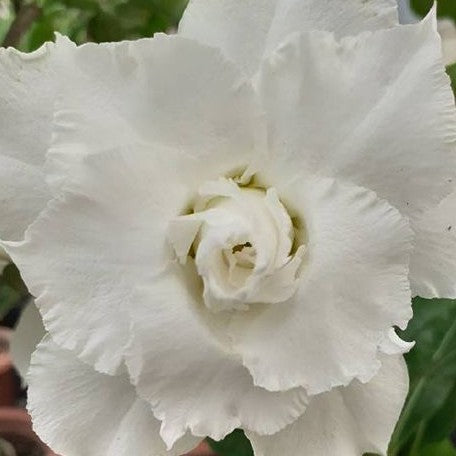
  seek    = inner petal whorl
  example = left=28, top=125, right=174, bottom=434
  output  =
left=168, top=178, right=306, bottom=312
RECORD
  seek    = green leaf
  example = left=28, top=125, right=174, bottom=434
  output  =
left=422, top=381, right=456, bottom=444
left=207, top=430, right=254, bottom=456
left=419, top=440, right=456, bottom=456
left=2, top=263, right=28, bottom=296
left=410, top=0, right=456, bottom=20
left=447, top=63, right=456, bottom=95
left=0, top=282, right=19, bottom=320
left=12, top=0, right=190, bottom=48
left=57, top=0, right=98, bottom=11
left=25, top=17, right=55, bottom=51
left=0, top=264, right=29, bottom=319
left=87, top=11, right=124, bottom=42
left=389, top=298, right=456, bottom=455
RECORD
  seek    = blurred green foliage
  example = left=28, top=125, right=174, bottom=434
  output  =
left=447, top=63, right=456, bottom=94
left=411, top=0, right=456, bottom=20
left=0, top=0, right=189, bottom=51
left=0, top=264, right=28, bottom=320
left=208, top=430, right=254, bottom=456
left=420, top=440, right=456, bottom=456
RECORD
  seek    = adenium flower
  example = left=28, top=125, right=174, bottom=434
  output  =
left=1, top=1, right=456, bottom=455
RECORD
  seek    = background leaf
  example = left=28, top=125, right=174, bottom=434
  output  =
left=447, top=63, right=456, bottom=94
left=419, top=440, right=456, bottom=456
left=410, top=0, right=456, bottom=20
left=389, top=298, right=456, bottom=455
left=14, top=0, right=189, bottom=51
left=207, top=430, right=253, bottom=456
left=0, top=264, right=28, bottom=320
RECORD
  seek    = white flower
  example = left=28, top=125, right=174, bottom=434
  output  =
left=438, top=19, right=456, bottom=67
left=1, top=1, right=455, bottom=455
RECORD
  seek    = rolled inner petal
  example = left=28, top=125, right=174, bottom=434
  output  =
left=168, top=178, right=305, bottom=312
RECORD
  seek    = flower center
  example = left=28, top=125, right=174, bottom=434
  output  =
left=168, top=178, right=306, bottom=312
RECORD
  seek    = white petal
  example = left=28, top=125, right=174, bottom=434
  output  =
left=48, top=34, right=262, bottom=194
left=9, top=301, right=45, bottom=382
left=247, top=355, right=408, bottom=456
left=258, top=10, right=456, bottom=219
left=5, top=146, right=191, bottom=375
left=0, top=44, right=55, bottom=241
left=179, top=0, right=398, bottom=77
left=126, top=263, right=308, bottom=447
left=10, top=32, right=263, bottom=375
left=379, top=328, right=414, bottom=355
left=168, top=217, right=203, bottom=265
left=28, top=337, right=200, bottom=456
left=228, top=177, right=413, bottom=394
left=409, top=190, right=456, bottom=298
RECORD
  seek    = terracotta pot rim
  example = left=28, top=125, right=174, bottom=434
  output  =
left=0, top=407, right=34, bottom=436
left=0, top=407, right=57, bottom=455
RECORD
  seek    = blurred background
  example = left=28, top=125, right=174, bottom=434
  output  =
left=0, top=0, right=188, bottom=50
left=0, top=0, right=455, bottom=455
